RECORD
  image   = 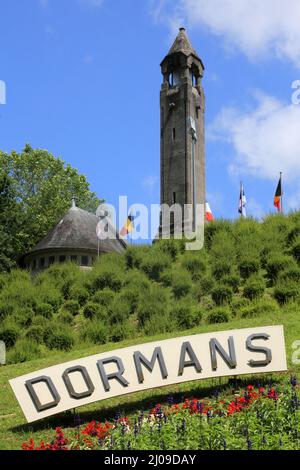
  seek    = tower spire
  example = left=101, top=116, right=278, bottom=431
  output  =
left=167, top=27, right=200, bottom=59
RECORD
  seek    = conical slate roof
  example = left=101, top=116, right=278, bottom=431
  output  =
left=29, top=204, right=126, bottom=255
left=167, top=27, right=199, bottom=58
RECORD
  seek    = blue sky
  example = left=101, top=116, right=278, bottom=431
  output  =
left=1, top=0, right=300, bottom=230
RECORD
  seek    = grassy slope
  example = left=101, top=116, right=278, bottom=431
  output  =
left=1, top=307, right=299, bottom=450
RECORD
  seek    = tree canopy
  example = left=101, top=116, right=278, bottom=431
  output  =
left=0, top=144, right=102, bottom=271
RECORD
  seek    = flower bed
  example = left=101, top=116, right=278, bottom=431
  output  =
left=21, top=377, right=300, bottom=451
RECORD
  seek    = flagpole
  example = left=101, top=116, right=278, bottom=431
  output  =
left=280, top=172, right=283, bottom=214
left=240, top=182, right=243, bottom=219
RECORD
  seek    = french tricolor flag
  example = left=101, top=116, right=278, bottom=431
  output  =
left=205, top=201, right=214, bottom=222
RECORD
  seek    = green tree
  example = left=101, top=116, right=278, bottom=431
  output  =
left=0, top=145, right=101, bottom=270
left=0, top=169, right=17, bottom=271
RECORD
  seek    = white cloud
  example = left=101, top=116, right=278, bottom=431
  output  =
left=208, top=92, right=300, bottom=183
left=153, top=0, right=300, bottom=68
left=142, top=175, right=159, bottom=191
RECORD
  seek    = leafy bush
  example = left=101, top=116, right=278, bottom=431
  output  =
left=171, top=271, right=192, bottom=299
left=109, top=298, right=131, bottom=325
left=83, top=302, right=107, bottom=320
left=7, top=340, right=42, bottom=364
left=43, top=327, right=74, bottom=351
left=143, top=313, right=175, bottom=336
left=81, top=321, right=108, bottom=345
left=206, top=307, right=230, bottom=324
left=182, top=252, right=208, bottom=279
left=230, top=297, right=250, bottom=317
left=63, top=300, right=80, bottom=316
left=278, top=267, right=300, bottom=283
left=58, top=311, right=74, bottom=325
left=221, top=274, right=240, bottom=293
left=193, top=276, right=215, bottom=301
left=265, top=254, right=294, bottom=285
left=243, top=275, right=266, bottom=300
left=156, top=239, right=183, bottom=261
left=92, top=288, right=115, bottom=307
left=69, top=286, right=89, bottom=306
left=211, top=285, right=233, bottom=306
left=140, top=252, right=171, bottom=281
left=0, top=326, right=20, bottom=349
left=92, top=269, right=123, bottom=292
left=212, top=261, right=232, bottom=281
left=238, top=257, right=260, bottom=279
left=118, top=288, right=140, bottom=314
left=35, top=303, right=54, bottom=319
left=173, top=302, right=203, bottom=329
left=274, top=282, right=300, bottom=305
left=109, top=320, right=136, bottom=343
left=291, top=237, right=300, bottom=263
left=137, top=287, right=169, bottom=326
left=240, top=299, right=279, bottom=318
left=25, top=326, right=44, bottom=343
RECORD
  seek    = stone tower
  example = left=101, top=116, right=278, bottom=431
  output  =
left=159, top=28, right=205, bottom=236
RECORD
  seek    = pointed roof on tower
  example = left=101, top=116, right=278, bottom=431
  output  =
left=167, top=27, right=200, bottom=59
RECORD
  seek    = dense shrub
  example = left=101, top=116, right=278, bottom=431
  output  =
left=240, top=299, right=279, bottom=318
left=156, top=239, right=183, bottom=261
left=0, top=326, right=20, bottom=349
left=118, top=288, right=140, bottom=314
left=265, top=254, right=294, bottom=285
left=238, top=257, right=260, bottom=279
left=278, top=267, right=300, bottom=283
left=109, top=298, right=132, bottom=325
left=43, top=327, right=74, bottom=351
left=137, top=287, right=169, bottom=326
left=92, top=269, right=123, bottom=292
left=81, top=321, right=108, bottom=345
left=140, top=252, right=171, bottom=281
left=274, top=282, right=300, bottom=305
left=83, top=302, right=107, bottom=320
left=92, top=289, right=115, bottom=307
left=206, top=307, right=230, bottom=325
left=109, top=320, right=136, bottom=343
left=173, top=302, right=202, bottom=329
left=35, top=303, right=54, bottom=319
left=212, top=261, right=232, bottom=281
left=211, top=285, right=233, bottom=306
left=62, top=300, right=80, bottom=316
left=221, top=274, right=240, bottom=293
left=143, top=313, right=175, bottom=336
left=182, top=252, right=208, bottom=279
left=230, top=297, right=250, bottom=317
left=193, top=276, right=215, bottom=301
left=0, top=302, right=14, bottom=320
left=13, top=308, right=34, bottom=328
left=291, top=237, right=300, bottom=263
left=69, top=286, right=89, bottom=306
left=124, top=246, right=146, bottom=269
left=171, top=271, right=192, bottom=299
left=25, top=326, right=44, bottom=343
left=58, top=311, right=74, bottom=325
left=7, top=339, right=42, bottom=364
left=243, top=275, right=266, bottom=300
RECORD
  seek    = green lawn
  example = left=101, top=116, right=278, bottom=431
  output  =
left=1, top=307, right=300, bottom=450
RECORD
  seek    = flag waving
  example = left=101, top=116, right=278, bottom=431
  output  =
left=274, top=173, right=283, bottom=212
left=238, top=183, right=247, bottom=218
left=205, top=201, right=214, bottom=222
left=120, top=213, right=135, bottom=237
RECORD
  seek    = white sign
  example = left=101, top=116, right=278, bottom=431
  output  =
left=10, top=326, right=287, bottom=423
